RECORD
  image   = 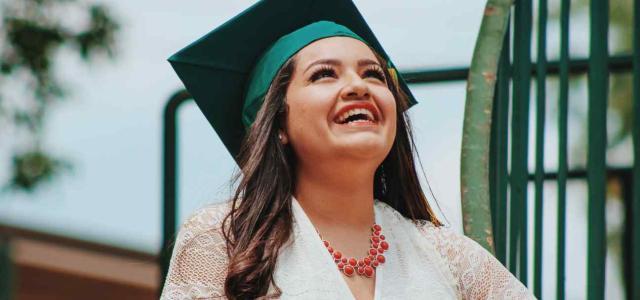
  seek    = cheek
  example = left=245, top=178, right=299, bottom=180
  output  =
left=377, top=89, right=398, bottom=144
left=285, top=88, right=335, bottom=138
left=376, top=89, right=397, bottom=124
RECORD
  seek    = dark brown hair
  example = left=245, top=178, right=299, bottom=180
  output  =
left=222, top=52, right=442, bottom=299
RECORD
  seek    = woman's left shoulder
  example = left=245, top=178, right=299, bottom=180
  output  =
left=375, top=201, right=535, bottom=298
left=412, top=220, right=475, bottom=253
left=412, top=220, right=500, bottom=269
left=412, top=220, right=537, bottom=299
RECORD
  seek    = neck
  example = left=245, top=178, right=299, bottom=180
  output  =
left=294, top=160, right=376, bottom=230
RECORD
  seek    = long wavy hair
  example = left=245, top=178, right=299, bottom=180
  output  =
left=221, top=51, right=442, bottom=299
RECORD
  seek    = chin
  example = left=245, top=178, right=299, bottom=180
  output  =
left=335, top=137, right=391, bottom=160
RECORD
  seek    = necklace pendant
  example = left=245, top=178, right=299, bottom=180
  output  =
left=343, top=265, right=355, bottom=276
left=364, top=266, right=374, bottom=277
left=322, top=223, right=388, bottom=278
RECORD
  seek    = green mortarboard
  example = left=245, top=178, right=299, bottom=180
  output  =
left=168, top=0, right=417, bottom=161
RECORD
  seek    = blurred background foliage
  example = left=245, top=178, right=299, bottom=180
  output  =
left=0, top=0, right=119, bottom=191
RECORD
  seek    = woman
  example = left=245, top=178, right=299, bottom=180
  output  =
left=163, top=0, right=535, bottom=299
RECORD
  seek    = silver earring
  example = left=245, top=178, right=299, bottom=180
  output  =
left=279, top=132, right=287, bottom=144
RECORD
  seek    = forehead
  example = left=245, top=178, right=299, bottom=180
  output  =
left=295, top=36, right=378, bottom=65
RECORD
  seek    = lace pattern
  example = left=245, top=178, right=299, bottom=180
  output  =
left=415, top=220, right=535, bottom=300
left=161, top=202, right=231, bottom=299
left=160, top=200, right=535, bottom=299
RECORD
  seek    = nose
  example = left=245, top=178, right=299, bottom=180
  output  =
left=339, top=73, right=370, bottom=100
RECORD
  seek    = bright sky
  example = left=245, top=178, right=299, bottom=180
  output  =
left=0, top=1, right=628, bottom=298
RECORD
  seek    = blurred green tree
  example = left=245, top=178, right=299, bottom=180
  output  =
left=0, top=0, right=119, bottom=191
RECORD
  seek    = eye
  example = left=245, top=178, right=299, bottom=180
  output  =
left=362, top=66, right=386, bottom=82
left=309, top=66, right=337, bottom=82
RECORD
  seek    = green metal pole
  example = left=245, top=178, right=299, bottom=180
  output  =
left=556, top=0, right=570, bottom=299
left=630, top=0, right=640, bottom=298
left=160, top=90, right=191, bottom=293
left=461, top=0, right=514, bottom=254
left=510, top=0, right=532, bottom=281
left=533, top=0, right=547, bottom=297
left=587, top=0, right=609, bottom=299
left=400, top=55, right=634, bottom=86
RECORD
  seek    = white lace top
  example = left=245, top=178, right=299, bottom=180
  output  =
left=161, top=199, right=535, bottom=299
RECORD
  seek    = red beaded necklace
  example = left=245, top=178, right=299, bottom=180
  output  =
left=321, top=224, right=389, bottom=278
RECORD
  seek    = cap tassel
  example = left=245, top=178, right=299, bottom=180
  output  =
left=387, top=67, right=399, bottom=87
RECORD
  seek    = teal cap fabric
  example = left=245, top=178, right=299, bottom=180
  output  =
left=168, top=0, right=417, bottom=161
left=242, top=21, right=367, bottom=128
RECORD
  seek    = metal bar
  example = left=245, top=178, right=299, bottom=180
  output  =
left=528, top=55, right=633, bottom=75
left=622, top=173, right=635, bottom=300
left=557, top=0, right=570, bottom=297
left=510, top=0, right=532, bottom=281
left=490, top=17, right=511, bottom=265
left=587, top=0, right=609, bottom=298
left=401, top=55, right=634, bottom=85
left=631, top=0, right=640, bottom=298
left=533, top=0, right=547, bottom=296
left=160, top=90, right=192, bottom=294
left=525, top=167, right=631, bottom=181
left=402, top=67, right=469, bottom=84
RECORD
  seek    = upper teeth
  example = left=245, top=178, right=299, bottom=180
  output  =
left=337, top=108, right=375, bottom=123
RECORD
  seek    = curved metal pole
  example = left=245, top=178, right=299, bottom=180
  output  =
left=460, top=0, right=513, bottom=254
left=159, top=89, right=192, bottom=293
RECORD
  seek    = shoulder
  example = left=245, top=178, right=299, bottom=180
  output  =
left=161, top=201, right=233, bottom=299
left=362, top=201, right=535, bottom=299
left=171, top=201, right=233, bottom=261
left=413, top=220, right=490, bottom=263
left=412, top=218, right=456, bottom=238
left=413, top=221, right=536, bottom=299
left=173, top=200, right=233, bottom=255
left=179, top=201, right=233, bottom=237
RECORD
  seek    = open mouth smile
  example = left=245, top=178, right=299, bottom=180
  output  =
left=334, top=103, right=379, bottom=125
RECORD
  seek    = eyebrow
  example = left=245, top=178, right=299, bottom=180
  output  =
left=303, top=58, right=381, bottom=73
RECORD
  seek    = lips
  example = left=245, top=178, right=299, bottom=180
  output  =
left=334, top=103, right=380, bottom=125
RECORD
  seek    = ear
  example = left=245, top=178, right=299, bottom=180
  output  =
left=278, top=130, right=289, bottom=144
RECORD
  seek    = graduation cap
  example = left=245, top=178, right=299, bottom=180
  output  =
left=168, top=0, right=417, bottom=161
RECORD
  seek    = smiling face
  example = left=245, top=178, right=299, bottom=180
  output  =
left=284, top=37, right=397, bottom=167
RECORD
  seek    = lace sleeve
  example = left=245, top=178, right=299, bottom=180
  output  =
left=417, top=222, right=536, bottom=300
left=160, top=202, right=232, bottom=300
